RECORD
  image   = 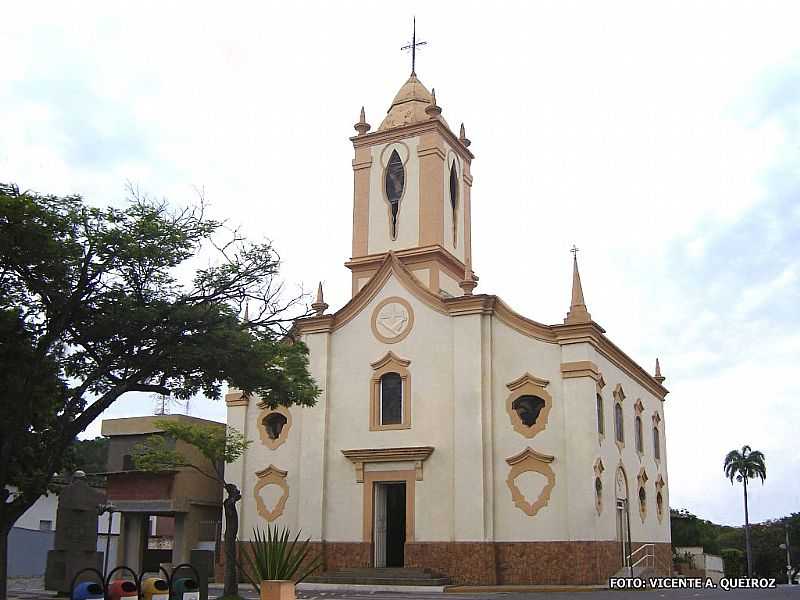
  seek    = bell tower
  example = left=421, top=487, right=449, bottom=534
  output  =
left=346, top=73, right=475, bottom=298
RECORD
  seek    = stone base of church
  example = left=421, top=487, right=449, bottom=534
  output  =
left=222, top=541, right=671, bottom=585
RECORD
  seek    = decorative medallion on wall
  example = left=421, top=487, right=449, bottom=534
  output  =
left=505, top=447, right=556, bottom=517
left=257, top=404, right=292, bottom=450
left=505, top=373, right=552, bottom=438
left=371, top=296, right=415, bottom=344
left=637, top=467, right=649, bottom=522
left=655, top=474, right=666, bottom=522
left=593, top=458, right=605, bottom=515
left=254, top=465, right=289, bottom=522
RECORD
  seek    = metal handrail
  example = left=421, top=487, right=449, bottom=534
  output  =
left=628, top=543, right=655, bottom=571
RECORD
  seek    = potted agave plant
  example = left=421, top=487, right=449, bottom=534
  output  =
left=239, top=525, right=322, bottom=600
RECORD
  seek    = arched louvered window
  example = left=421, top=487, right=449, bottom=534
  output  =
left=449, top=161, right=459, bottom=244
left=385, top=150, right=405, bottom=238
left=380, top=372, right=403, bottom=425
left=614, top=403, right=624, bottom=444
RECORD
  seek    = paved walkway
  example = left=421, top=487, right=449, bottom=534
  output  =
left=9, top=577, right=800, bottom=600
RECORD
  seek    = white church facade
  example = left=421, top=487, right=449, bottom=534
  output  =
left=225, top=71, right=672, bottom=585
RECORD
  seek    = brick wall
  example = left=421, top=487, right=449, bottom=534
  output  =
left=221, top=540, right=670, bottom=585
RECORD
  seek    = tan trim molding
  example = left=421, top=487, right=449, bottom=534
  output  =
left=505, top=447, right=556, bottom=517
left=371, top=297, right=415, bottom=344
left=296, top=253, right=669, bottom=402
left=256, top=404, right=292, bottom=450
left=560, top=361, right=601, bottom=381
left=342, top=446, right=434, bottom=483
left=505, top=373, right=552, bottom=439
left=362, top=469, right=416, bottom=544
left=369, top=352, right=411, bottom=430
left=254, top=465, right=289, bottom=522
left=224, top=390, right=249, bottom=407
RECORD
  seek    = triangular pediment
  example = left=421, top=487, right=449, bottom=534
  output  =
left=323, top=252, right=448, bottom=333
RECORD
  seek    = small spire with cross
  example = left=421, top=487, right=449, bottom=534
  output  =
left=564, top=244, right=592, bottom=324
left=401, top=17, right=427, bottom=75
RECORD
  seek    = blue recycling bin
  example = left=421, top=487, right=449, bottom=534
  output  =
left=72, top=581, right=104, bottom=600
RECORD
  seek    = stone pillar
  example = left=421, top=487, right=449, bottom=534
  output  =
left=559, top=343, right=602, bottom=542
left=118, top=513, right=147, bottom=572
left=173, top=513, right=188, bottom=564
left=451, top=311, right=488, bottom=541
left=297, top=326, right=331, bottom=540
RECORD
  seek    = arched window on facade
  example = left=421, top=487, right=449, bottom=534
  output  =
left=614, top=402, right=624, bottom=444
left=380, top=372, right=403, bottom=426
left=596, top=393, right=605, bottom=435
left=635, top=416, right=643, bottom=453
left=385, top=150, right=405, bottom=238
left=449, top=161, right=459, bottom=244
left=653, top=426, right=661, bottom=460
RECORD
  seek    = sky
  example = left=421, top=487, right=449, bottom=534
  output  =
left=1, top=1, right=798, bottom=527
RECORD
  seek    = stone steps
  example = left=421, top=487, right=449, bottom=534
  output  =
left=306, top=567, right=451, bottom=586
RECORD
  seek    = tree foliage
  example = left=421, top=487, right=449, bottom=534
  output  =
left=724, top=445, right=767, bottom=485
left=132, top=420, right=249, bottom=481
left=0, top=183, right=320, bottom=598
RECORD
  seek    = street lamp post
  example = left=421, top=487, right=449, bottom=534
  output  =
left=779, top=520, right=793, bottom=585
left=98, top=502, right=117, bottom=577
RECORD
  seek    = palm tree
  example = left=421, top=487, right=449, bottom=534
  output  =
left=724, top=445, right=766, bottom=576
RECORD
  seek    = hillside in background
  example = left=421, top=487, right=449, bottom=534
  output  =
left=671, top=508, right=799, bottom=581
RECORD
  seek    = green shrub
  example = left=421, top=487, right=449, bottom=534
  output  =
left=238, top=525, right=322, bottom=591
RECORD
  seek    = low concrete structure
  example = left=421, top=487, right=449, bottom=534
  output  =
left=674, top=546, right=724, bottom=583
left=101, top=415, right=223, bottom=573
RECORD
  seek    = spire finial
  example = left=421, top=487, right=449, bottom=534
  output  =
left=425, top=87, right=442, bottom=119
left=243, top=302, right=249, bottom=322
left=654, top=358, right=666, bottom=384
left=459, top=122, right=471, bottom=147
left=311, top=282, right=329, bottom=316
left=401, top=17, right=427, bottom=76
left=459, top=263, right=478, bottom=296
left=354, top=106, right=371, bottom=135
left=564, top=245, right=592, bottom=324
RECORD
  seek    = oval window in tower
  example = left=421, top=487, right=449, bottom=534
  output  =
left=385, top=150, right=405, bottom=238
left=449, top=161, right=458, bottom=244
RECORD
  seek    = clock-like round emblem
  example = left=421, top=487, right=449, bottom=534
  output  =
left=371, top=296, right=414, bottom=344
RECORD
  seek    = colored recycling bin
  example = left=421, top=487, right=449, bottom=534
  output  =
left=72, top=581, right=104, bottom=600
left=108, top=579, right=138, bottom=600
left=172, top=577, right=199, bottom=600
left=142, top=577, right=170, bottom=600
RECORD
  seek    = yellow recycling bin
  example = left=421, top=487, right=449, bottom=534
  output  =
left=142, top=578, right=170, bottom=600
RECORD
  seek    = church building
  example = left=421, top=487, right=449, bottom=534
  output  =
left=226, top=66, right=672, bottom=585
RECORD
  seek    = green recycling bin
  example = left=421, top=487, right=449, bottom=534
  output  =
left=172, top=577, right=199, bottom=600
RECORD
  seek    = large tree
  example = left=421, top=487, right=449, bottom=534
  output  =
left=133, top=420, right=249, bottom=598
left=724, top=445, right=766, bottom=577
left=0, top=184, right=320, bottom=599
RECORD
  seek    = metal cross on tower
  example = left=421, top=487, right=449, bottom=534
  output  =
left=570, top=244, right=580, bottom=258
left=401, top=17, right=427, bottom=75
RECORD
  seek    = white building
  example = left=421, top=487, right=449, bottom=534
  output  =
left=226, top=70, right=672, bottom=585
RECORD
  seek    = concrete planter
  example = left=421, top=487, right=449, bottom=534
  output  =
left=260, top=580, right=295, bottom=600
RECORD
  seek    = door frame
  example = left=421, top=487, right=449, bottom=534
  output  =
left=362, top=469, right=416, bottom=565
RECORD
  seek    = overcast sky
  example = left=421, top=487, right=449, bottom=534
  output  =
left=2, top=2, right=798, bottom=527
